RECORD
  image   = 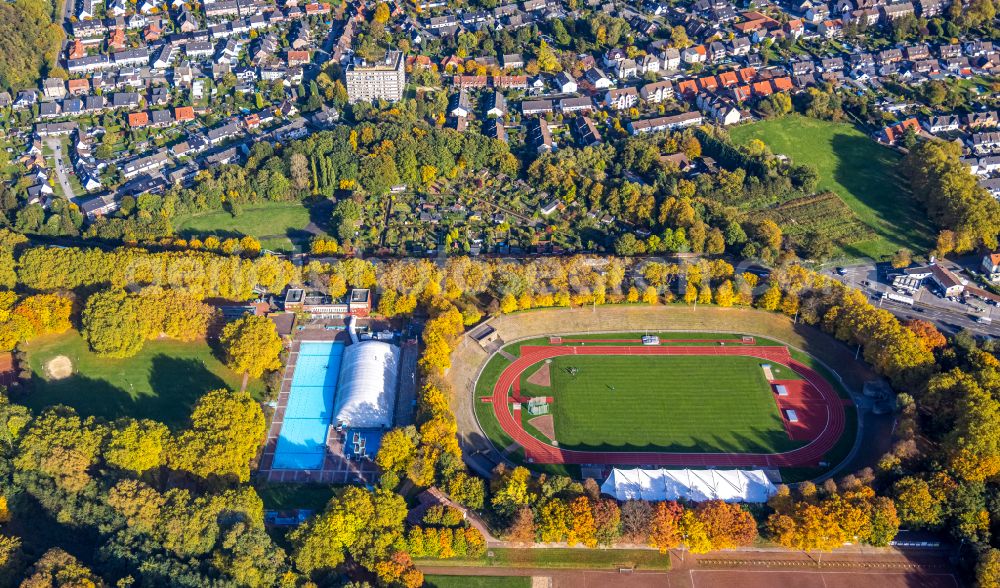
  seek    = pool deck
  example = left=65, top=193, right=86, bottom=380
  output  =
left=258, top=334, right=379, bottom=484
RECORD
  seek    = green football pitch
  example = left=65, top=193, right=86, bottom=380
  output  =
left=524, top=354, right=800, bottom=453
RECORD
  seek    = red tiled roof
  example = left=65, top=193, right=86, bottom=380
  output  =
left=717, top=71, right=739, bottom=87
left=128, top=112, right=149, bottom=127
left=773, top=76, right=794, bottom=91
left=677, top=79, right=699, bottom=96
left=698, top=75, right=719, bottom=90
left=752, top=80, right=774, bottom=96
left=738, top=67, right=757, bottom=82
left=174, top=106, right=195, bottom=121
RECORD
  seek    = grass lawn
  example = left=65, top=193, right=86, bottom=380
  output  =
left=22, top=331, right=263, bottom=429
left=729, top=115, right=933, bottom=260
left=174, top=201, right=316, bottom=252
left=528, top=354, right=797, bottom=453
left=424, top=576, right=529, bottom=588
left=418, top=548, right=670, bottom=570
left=255, top=482, right=338, bottom=511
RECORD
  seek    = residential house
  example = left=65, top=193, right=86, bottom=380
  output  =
left=603, top=87, right=639, bottom=110
left=128, top=112, right=150, bottom=127
left=521, top=99, right=553, bottom=115
left=661, top=47, right=681, bottom=70
left=553, top=71, right=577, bottom=93
left=573, top=116, right=602, bottom=146
left=502, top=53, right=524, bottom=69
left=879, top=117, right=920, bottom=144
left=558, top=96, right=593, bottom=113
left=448, top=89, right=471, bottom=118
left=42, top=78, right=66, bottom=100
left=817, top=19, right=844, bottom=37
left=484, top=91, right=507, bottom=117
left=981, top=253, right=1000, bottom=283
left=682, top=45, right=707, bottom=64
left=614, top=58, right=637, bottom=80
left=967, top=111, right=999, bottom=129
left=526, top=117, right=553, bottom=153
left=627, top=111, right=703, bottom=134
left=484, top=118, right=507, bottom=142
left=880, top=2, right=915, bottom=20
left=584, top=67, right=612, bottom=89
left=639, top=80, right=673, bottom=103
left=971, top=132, right=1000, bottom=154
left=924, top=115, right=960, bottom=133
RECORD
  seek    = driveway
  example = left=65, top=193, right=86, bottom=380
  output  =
left=43, top=138, right=76, bottom=199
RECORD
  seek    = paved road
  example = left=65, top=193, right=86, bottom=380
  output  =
left=825, top=262, right=1000, bottom=336
left=43, top=138, right=76, bottom=200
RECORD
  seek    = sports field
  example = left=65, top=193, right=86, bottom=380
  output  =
left=23, top=331, right=263, bottom=428
left=528, top=355, right=797, bottom=453
left=475, top=331, right=848, bottom=469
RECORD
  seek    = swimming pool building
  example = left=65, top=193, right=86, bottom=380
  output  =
left=268, top=338, right=400, bottom=472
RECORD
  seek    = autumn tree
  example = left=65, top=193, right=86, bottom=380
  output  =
left=696, top=500, right=758, bottom=549
left=904, top=319, right=947, bottom=352
left=14, top=407, right=106, bottom=496
left=568, top=496, right=598, bottom=547
left=82, top=289, right=149, bottom=358
left=220, top=315, right=283, bottom=378
left=648, top=501, right=684, bottom=553
left=893, top=476, right=943, bottom=529
left=904, top=140, right=1000, bottom=251
left=21, top=549, right=104, bottom=588
left=868, top=496, right=900, bottom=547
left=536, top=498, right=571, bottom=543
left=375, top=426, right=417, bottom=476
left=105, top=418, right=170, bottom=474
left=290, top=486, right=408, bottom=578
left=506, top=506, right=536, bottom=544
left=168, top=389, right=265, bottom=482
left=491, top=465, right=534, bottom=518
left=977, top=548, right=1000, bottom=588
left=679, top=510, right=712, bottom=555
left=768, top=503, right=846, bottom=556
left=621, top=500, right=653, bottom=543
left=592, top=498, right=622, bottom=546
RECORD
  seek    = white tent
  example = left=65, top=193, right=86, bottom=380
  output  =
left=333, top=340, right=400, bottom=429
left=600, top=468, right=776, bottom=503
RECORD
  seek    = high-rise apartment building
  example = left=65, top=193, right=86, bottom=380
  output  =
left=345, top=50, right=405, bottom=103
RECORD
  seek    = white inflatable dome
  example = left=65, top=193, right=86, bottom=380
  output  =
left=334, top=340, right=400, bottom=429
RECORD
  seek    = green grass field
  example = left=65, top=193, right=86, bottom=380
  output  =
left=255, top=482, right=337, bottom=511
left=23, top=331, right=263, bottom=428
left=524, top=354, right=797, bottom=453
left=174, top=201, right=315, bottom=253
left=730, top=115, right=932, bottom=260
left=418, top=547, right=671, bottom=570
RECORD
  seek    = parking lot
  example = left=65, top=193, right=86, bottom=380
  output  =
left=828, top=262, right=1000, bottom=336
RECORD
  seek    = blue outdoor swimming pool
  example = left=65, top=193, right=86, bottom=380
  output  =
left=272, top=341, right=345, bottom=469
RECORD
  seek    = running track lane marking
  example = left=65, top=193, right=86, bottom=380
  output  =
left=489, top=345, right=846, bottom=467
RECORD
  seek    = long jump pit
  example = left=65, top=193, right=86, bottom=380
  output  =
left=690, top=569, right=959, bottom=588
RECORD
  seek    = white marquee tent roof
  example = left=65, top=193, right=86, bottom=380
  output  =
left=600, top=468, right=777, bottom=503
left=333, top=340, right=400, bottom=429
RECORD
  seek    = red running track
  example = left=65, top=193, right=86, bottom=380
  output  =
left=557, top=338, right=752, bottom=344
left=490, top=345, right=847, bottom=468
